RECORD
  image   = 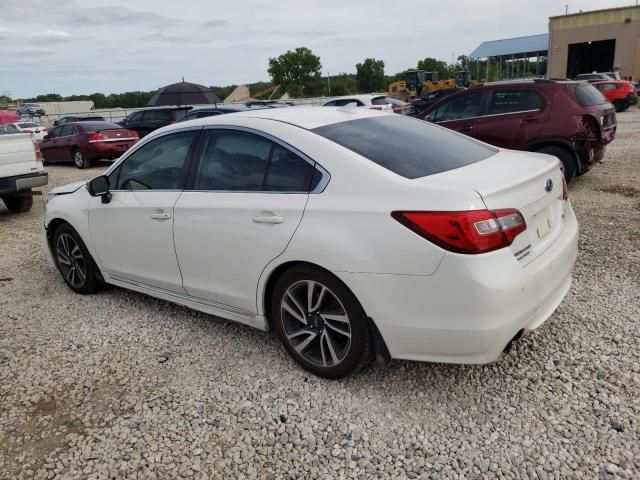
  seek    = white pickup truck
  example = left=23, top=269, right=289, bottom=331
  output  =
left=0, top=124, right=48, bottom=213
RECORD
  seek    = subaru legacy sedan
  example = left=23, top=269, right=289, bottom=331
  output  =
left=44, top=107, right=578, bottom=378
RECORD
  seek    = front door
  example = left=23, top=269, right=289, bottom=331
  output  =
left=173, top=129, right=317, bottom=313
left=475, top=89, right=546, bottom=149
left=425, top=90, right=485, bottom=138
left=88, top=129, right=200, bottom=292
left=41, top=126, right=65, bottom=161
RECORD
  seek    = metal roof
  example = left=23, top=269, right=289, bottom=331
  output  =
left=469, top=34, right=549, bottom=59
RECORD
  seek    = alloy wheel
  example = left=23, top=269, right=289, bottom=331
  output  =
left=56, top=233, right=87, bottom=288
left=280, top=280, right=352, bottom=367
left=74, top=151, right=84, bottom=168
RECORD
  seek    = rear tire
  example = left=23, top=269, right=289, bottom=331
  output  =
left=272, top=266, right=371, bottom=379
left=72, top=148, right=89, bottom=169
left=52, top=223, right=104, bottom=294
left=2, top=190, right=33, bottom=213
left=535, top=146, right=577, bottom=183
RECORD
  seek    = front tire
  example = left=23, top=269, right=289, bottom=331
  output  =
left=2, top=190, right=33, bottom=213
left=535, top=145, right=577, bottom=183
left=72, top=148, right=89, bottom=169
left=272, top=266, right=371, bottom=379
left=52, top=223, right=104, bottom=294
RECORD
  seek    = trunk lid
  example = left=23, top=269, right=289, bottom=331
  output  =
left=417, top=149, right=567, bottom=265
left=97, top=128, right=138, bottom=143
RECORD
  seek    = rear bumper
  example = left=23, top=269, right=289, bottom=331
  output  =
left=339, top=203, right=579, bottom=364
left=86, top=141, right=136, bottom=160
left=0, top=172, right=48, bottom=195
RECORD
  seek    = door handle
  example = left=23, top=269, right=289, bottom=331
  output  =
left=522, top=116, right=540, bottom=123
left=252, top=215, right=284, bottom=224
left=459, top=126, right=474, bottom=133
left=150, top=212, right=171, bottom=221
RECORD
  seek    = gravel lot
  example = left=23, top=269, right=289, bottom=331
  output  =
left=1, top=110, right=639, bottom=480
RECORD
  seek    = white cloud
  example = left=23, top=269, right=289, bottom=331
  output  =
left=35, top=30, right=72, bottom=39
left=2, top=0, right=633, bottom=97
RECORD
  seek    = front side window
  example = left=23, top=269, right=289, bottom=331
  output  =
left=488, top=90, right=543, bottom=115
left=116, top=131, right=197, bottom=190
left=429, top=92, right=483, bottom=122
left=0, top=124, right=20, bottom=134
left=48, top=127, right=63, bottom=138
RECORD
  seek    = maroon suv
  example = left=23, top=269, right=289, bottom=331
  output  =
left=417, top=79, right=616, bottom=182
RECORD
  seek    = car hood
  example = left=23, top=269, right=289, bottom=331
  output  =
left=49, top=181, right=86, bottom=195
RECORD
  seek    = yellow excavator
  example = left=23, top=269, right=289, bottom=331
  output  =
left=388, top=69, right=483, bottom=101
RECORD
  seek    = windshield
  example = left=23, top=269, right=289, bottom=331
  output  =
left=312, top=115, right=496, bottom=179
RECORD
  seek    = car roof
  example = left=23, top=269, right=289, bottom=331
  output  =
left=325, top=94, right=386, bottom=102
left=68, top=121, right=122, bottom=129
left=171, top=105, right=389, bottom=130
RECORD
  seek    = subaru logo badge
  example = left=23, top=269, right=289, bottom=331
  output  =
left=545, top=178, right=553, bottom=192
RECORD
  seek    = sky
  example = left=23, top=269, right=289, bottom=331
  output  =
left=0, top=0, right=633, bottom=98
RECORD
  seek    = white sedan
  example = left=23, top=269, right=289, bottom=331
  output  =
left=44, top=107, right=578, bottom=378
left=322, top=94, right=393, bottom=112
left=12, top=121, right=48, bottom=140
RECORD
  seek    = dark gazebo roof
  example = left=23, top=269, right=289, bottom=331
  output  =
left=147, top=81, right=220, bottom=106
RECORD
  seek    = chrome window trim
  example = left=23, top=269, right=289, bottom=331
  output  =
left=102, top=125, right=331, bottom=195
left=437, top=108, right=542, bottom=124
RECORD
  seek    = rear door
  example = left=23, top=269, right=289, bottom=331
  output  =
left=173, top=128, right=318, bottom=314
left=475, top=89, right=546, bottom=149
left=425, top=90, right=485, bottom=137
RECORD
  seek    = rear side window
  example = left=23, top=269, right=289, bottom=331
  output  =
left=195, top=131, right=272, bottom=191
left=313, top=116, right=496, bottom=179
left=265, top=145, right=315, bottom=192
left=574, top=84, right=607, bottom=106
left=489, top=90, right=543, bottom=114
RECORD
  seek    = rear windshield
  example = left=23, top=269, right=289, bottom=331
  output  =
left=574, top=83, right=608, bottom=106
left=371, top=96, right=390, bottom=105
left=82, top=122, right=123, bottom=132
left=18, top=122, right=40, bottom=128
left=312, top=116, right=496, bottom=179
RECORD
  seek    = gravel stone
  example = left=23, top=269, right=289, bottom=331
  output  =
left=1, top=110, right=639, bottom=478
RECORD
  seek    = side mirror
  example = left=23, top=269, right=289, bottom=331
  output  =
left=43, top=135, right=50, bottom=140
left=87, top=175, right=111, bottom=203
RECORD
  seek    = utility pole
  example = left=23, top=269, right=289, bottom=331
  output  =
left=327, top=72, right=331, bottom=95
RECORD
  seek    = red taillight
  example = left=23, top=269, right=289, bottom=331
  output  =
left=391, top=209, right=527, bottom=254
left=561, top=175, right=568, bottom=200
left=88, top=132, right=104, bottom=143
left=33, top=141, right=42, bottom=162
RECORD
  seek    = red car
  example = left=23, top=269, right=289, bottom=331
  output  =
left=592, top=80, right=638, bottom=112
left=40, top=121, right=138, bottom=169
left=417, top=80, right=616, bottom=182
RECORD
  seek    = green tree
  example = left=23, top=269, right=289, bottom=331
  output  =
left=327, top=73, right=358, bottom=96
left=355, top=58, right=386, bottom=93
left=268, top=47, right=322, bottom=97
left=416, top=57, right=451, bottom=79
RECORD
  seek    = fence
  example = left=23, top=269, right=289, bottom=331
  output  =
left=18, top=97, right=336, bottom=128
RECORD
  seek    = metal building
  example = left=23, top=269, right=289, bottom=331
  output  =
left=469, top=34, right=549, bottom=81
left=548, top=5, right=640, bottom=80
